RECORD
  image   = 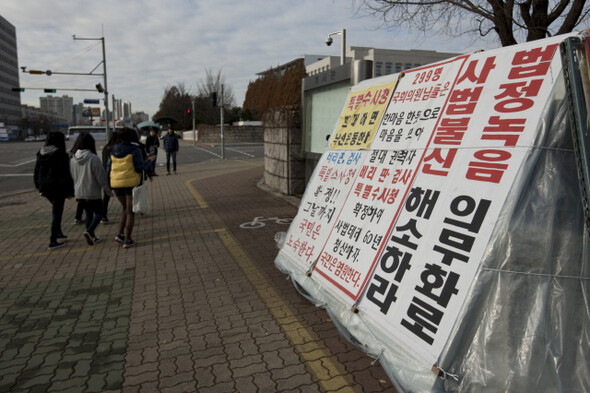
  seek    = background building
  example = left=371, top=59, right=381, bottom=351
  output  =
left=21, top=105, right=67, bottom=137
left=123, top=101, right=132, bottom=119
left=39, top=95, right=73, bottom=125
left=0, top=15, right=21, bottom=131
left=305, top=47, right=460, bottom=77
left=113, top=97, right=122, bottom=122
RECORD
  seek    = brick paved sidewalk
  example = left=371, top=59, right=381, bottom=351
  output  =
left=0, top=158, right=394, bottom=393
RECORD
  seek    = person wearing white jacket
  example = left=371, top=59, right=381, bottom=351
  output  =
left=70, top=132, right=111, bottom=245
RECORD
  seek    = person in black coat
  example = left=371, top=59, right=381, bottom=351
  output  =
left=34, top=131, right=75, bottom=250
left=145, top=127, right=160, bottom=177
left=162, top=127, right=179, bottom=175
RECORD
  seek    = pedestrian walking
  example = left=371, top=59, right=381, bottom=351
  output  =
left=33, top=131, right=75, bottom=250
left=70, top=132, right=111, bottom=246
left=163, top=127, right=179, bottom=175
left=107, top=128, right=155, bottom=249
left=145, top=127, right=160, bottom=177
left=101, top=130, right=119, bottom=222
left=70, top=135, right=86, bottom=225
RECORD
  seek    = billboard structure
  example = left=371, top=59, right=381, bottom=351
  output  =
left=275, top=32, right=590, bottom=392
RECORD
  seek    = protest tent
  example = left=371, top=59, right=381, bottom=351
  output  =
left=275, top=32, right=590, bottom=392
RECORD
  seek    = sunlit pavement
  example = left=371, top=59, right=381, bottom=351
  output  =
left=0, top=157, right=394, bottom=393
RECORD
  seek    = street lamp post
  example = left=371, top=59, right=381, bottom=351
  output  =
left=73, top=35, right=110, bottom=140
left=326, top=29, right=347, bottom=65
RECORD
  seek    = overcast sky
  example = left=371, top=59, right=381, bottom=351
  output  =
left=4, top=0, right=503, bottom=118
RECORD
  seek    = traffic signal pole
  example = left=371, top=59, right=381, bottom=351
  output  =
left=192, top=99, right=196, bottom=146
left=221, top=84, right=225, bottom=159
left=20, top=35, right=110, bottom=137
left=101, top=37, right=110, bottom=141
left=73, top=35, right=110, bottom=141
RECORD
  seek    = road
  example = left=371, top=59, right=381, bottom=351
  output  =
left=0, top=141, right=264, bottom=197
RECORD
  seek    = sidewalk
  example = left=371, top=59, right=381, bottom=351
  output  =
left=0, top=157, right=394, bottom=393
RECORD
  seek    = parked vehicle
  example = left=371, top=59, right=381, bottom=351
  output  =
left=66, top=126, right=123, bottom=141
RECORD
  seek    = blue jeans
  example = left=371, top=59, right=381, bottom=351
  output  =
left=166, top=151, right=177, bottom=172
left=79, top=199, right=103, bottom=237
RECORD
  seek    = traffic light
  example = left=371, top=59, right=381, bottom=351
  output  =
left=187, top=109, right=191, bottom=115
left=11, top=87, right=24, bottom=92
left=44, top=89, right=56, bottom=93
left=96, top=83, right=104, bottom=93
left=211, top=92, right=217, bottom=107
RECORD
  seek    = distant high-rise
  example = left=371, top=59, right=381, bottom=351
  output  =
left=40, top=95, right=73, bottom=124
left=123, top=101, right=132, bottom=119
left=0, top=15, right=21, bottom=128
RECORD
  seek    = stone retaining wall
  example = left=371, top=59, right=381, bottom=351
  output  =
left=263, top=108, right=305, bottom=196
left=181, top=125, right=263, bottom=144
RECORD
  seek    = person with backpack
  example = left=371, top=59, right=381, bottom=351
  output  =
left=70, top=132, right=111, bottom=245
left=33, top=131, right=75, bottom=250
left=106, top=128, right=155, bottom=249
left=100, top=130, right=119, bottom=223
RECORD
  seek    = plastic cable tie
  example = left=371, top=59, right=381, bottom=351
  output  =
left=436, top=366, right=460, bottom=382
left=371, top=348, right=384, bottom=366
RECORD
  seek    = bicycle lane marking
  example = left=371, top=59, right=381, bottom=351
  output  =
left=239, top=216, right=294, bottom=229
left=185, top=176, right=359, bottom=392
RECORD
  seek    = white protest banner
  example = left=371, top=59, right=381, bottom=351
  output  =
left=356, top=37, right=566, bottom=365
left=275, top=33, right=585, bottom=392
left=280, top=150, right=367, bottom=273
left=280, top=80, right=397, bottom=273
left=312, top=58, right=469, bottom=305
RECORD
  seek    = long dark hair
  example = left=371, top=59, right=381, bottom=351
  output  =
left=45, top=131, right=66, bottom=151
left=118, top=128, right=140, bottom=144
left=71, top=132, right=97, bottom=155
left=105, top=129, right=120, bottom=148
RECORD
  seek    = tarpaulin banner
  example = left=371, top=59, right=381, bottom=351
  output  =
left=276, top=32, right=589, bottom=392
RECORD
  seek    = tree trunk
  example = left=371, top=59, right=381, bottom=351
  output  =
left=490, top=0, right=518, bottom=46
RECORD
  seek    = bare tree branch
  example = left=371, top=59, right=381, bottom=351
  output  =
left=355, top=0, right=590, bottom=46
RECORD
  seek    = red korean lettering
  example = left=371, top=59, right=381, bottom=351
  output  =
left=512, top=44, right=558, bottom=65
left=434, top=117, right=470, bottom=145
left=422, top=148, right=458, bottom=177
left=466, top=149, right=511, bottom=183
left=482, top=116, right=526, bottom=146
left=457, top=57, right=497, bottom=84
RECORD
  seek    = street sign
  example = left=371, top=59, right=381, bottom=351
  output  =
left=83, top=99, right=100, bottom=104
left=82, top=107, right=101, bottom=117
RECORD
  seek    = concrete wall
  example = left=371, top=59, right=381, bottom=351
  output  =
left=263, top=108, right=306, bottom=196
left=181, top=125, right=263, bottom=144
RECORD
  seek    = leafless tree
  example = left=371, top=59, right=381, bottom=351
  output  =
left=195, top=69, right=236, bottom=124
left=197, top=69, right=235, bottom=107
left=354, top=0, right=590, bottom=46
